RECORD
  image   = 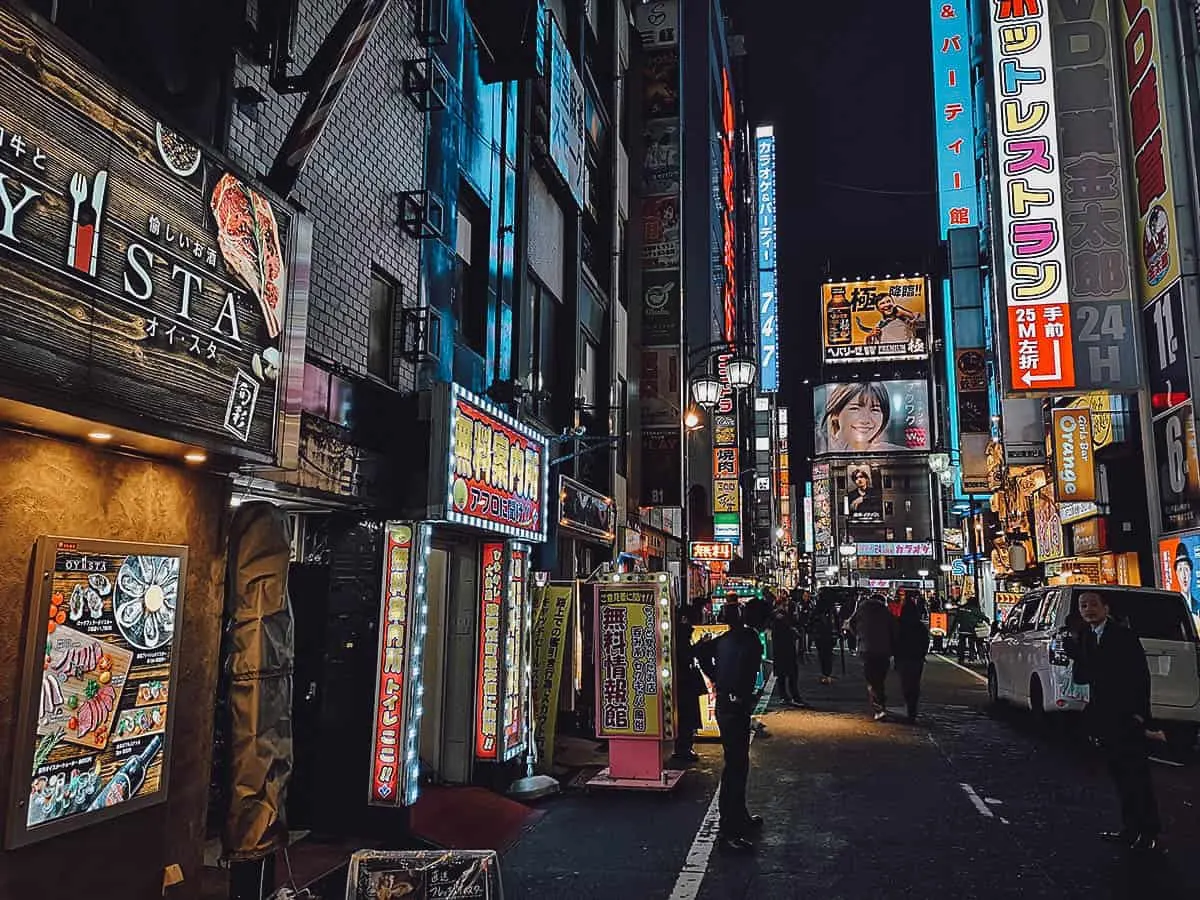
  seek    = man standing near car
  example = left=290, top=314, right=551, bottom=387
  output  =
left=1069, top=590, right=1161, bottom=851
left=695, top=602, right=765, bottom=854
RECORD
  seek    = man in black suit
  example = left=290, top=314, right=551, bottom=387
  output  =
left=1069, top=590, right=1161, bottom=851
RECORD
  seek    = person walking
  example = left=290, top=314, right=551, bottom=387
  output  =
left=1067, top=590, right=1162, bottom=852
left=695, top=603, right=765, bottom=854
left=770, top=604, right=805, bottom=707
left=811, top=595, right=838, bottom=684
left=671, top=602, right=706, bottom=763
left=894, top=596, right=930, bottom=722
left=846, top=593, right=896, bottom=721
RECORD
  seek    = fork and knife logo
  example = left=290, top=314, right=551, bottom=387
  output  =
left=67, top=170, right=108, bottom=276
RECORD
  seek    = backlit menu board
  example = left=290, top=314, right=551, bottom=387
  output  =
left=6, top=537, right=187, bottom=848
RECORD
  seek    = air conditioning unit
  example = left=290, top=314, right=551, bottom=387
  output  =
left=402, top=54, right=449, bottom=111
left=401, top=306, right=441, bottom=362
left=397, top=190, right=445, bottom=239
left=414, top=0, right=450, bottom=46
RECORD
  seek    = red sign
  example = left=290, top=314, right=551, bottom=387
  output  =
left=370, top=523, right=415, bottom=805
left=503, top=547, right=528, bottom=760
left=475, top=543, right=505, bottom=759
left=447, top=386, right=547, bottom=540
left=690, top=541, right=734, bottom=562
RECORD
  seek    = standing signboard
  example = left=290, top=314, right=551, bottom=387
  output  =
left=6, top=538, right=188, bottom=848
left=530, top=583, right=574, bottom=773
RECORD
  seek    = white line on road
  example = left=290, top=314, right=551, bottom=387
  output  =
left=960, top=782, right=1009, bottom=824
left=668, top=674, right=777, bottom=900
left=935, top=653, right=989, bottom=684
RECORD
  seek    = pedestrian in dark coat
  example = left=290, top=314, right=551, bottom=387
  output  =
left=695, top=603, right=764, bottom=854
left=894, top=597, right=930, bottom=721
left=771, top=607, right=802, bottom=706
left=672, top=603, right=706, bottom=763
left=811, top=596, right=838, bottom=684
left=1068, top=590, right=1162, bottom=851
left=847, top=593, right=896, bottom=720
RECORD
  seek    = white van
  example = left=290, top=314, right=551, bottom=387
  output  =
left=987, top=584, right=1200, bottom=745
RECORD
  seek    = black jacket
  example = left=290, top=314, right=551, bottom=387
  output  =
left=695, top=625, right=762, bottom=702
left=1070, top=618, right=1151, bottom=731
left=894, top=608, right=930, bottom=661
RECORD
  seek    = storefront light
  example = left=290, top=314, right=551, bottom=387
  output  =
left=183, top=451, right=207, bottom=464
left=87, top=430, right=112, bottom=442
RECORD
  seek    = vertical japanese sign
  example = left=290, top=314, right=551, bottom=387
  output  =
left=370, top=523, right=423, bottom=806
left=636, top=1, right=684, bottom=508
left=1051, top=408, right=1096, bottom=502
left=549, top=15, right=586, bottom=208
left=813, top=462, right=833, bottom=569
left=712, top=405, right=740, bottom=534
left=931, top=0, right=978, bottom=233
left=755, top=125, right=779, bottom=392
left=595, top=579, right=668, bottom=740
left=531, top=584, right=574, bottom=773
left=1050, top=0, right=1140, bottom=390
left=804, top=481, right=815, bottom=554
left=502, top=545, right=529, bottom=762
left=474, top=543, right=504, bottom=760
left=990, top=0, right=1076, bottom=393
left=1117, top=0, right=1180, bottom=305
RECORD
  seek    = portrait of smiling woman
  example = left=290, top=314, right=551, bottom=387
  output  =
left=817, top=382, right=909, bottom=454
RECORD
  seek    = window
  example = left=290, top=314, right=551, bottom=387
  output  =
left=580, top=338, right=598, bottom=408
left=530, top=276, right=560, bottom=422
left=884, top=501, right=894, bottom=517
left=904, top=527, right=914, bottom=541
left=1035, top=590, right=1060, bottom=630
left=1017, top=595, right=1042, bottom=632
left=1086, top=589, right=1198, bottom=641
left=452, top=188, right=489, bottom=355
left=883, top=476, right=893, bottom=489
left=904, top=499, right=912, bottom=514
left=367, top=271, right=396, bottom=382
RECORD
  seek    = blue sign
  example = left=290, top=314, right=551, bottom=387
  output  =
left=755, top=127, right=778, bottom=393
left=930, top=0, right=978, bottom=235
left=951, top=558, right=967, bottom=576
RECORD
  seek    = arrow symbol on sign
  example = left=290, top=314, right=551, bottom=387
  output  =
left=377, top=785, right=391, bottom=798
left=1021, top=341, right=1063, bottom=386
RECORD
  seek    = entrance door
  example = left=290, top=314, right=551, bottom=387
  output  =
left=419, top=548, right=450, bottom=778
left=440, top=544, right=480, bottom=784
left=286, top=562, right=331, bottom=828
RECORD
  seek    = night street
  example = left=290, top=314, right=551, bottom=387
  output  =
left=502, top=653, right=1200, bottom=900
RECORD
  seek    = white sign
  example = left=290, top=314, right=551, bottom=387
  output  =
left=634, top=0, right=679, bottom=47
left=855, top=542, right=934, bottom=557
left=989, top=0, right=1074, bottom=393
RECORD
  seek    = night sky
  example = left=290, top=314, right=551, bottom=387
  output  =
left=731, top=0, right=941, bottom=471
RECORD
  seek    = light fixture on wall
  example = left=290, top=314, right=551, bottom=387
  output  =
left=690, top=375, right=722, bottom=408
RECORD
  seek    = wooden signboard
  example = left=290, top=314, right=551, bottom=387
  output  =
left=0, top=8, right=310, bottom=462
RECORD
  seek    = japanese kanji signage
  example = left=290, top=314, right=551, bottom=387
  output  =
left=530, top=584, right=573, bottom=773
left=755, top=125, right=779, bottom=392
left=930, top=0, right=979, bottom=233
left=549, top=15, right=586, bottom=209
left=0, top=7, right=310, bottom=462
left=594, top=576, right=674, bottom=741
left=991, top=0, right=1076, bottom=393
left=1117, top=0, right=1180, bottom=305
left=821, top=278, right=929, bottom=363
left=712, top=407, right=740, bottom=522
left=369, top=523, right=424, bottom=806
left=433, top=383, right=549, bottom=542
left=689, top=541, right=734, bottom=562
left=502, top=545, right=529, bottom=762
left=475, top=543, right=505, bottom=760
left=813, top=462, right=833, bottom=569
left=1050, top=0, right=1140, bottom=390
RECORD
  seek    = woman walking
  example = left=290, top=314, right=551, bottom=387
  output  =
left=771, top=604, right=803, bottom=706
left=894, top=596, right=930, bottom=722
left=811, top=595, right=838, bottom=685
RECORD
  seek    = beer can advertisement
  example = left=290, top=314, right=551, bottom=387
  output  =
left=813, top=381, right=931, bottom=455
left=821, top=278, right=928, bottom=363
left=7, top=537, right=187, bottom=848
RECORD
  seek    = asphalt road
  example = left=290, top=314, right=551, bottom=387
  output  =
left=501, top=652, right=1200, bottom=899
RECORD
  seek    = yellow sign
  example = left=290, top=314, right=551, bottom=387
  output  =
left=691, top=624, right=728, bottom=737
left=531, top=584, right=574, bottom=773
left=1052, top=408, right=1096, bottom=502
left=822, top=277, right=928, bottom=363
left=713, top=479, right=739, bottom=513
left=596, top=584, right=665, bottom=739
left=1118, top=0, right=1179, bottom=304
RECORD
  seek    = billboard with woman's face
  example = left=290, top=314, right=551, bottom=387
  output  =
left=814, top=381, right=931, bottom=455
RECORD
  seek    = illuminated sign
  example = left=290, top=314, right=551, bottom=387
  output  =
left=475, top=543, right=505, bottom=760
left=370, top=523, right=427, bottom=806
left=855, top=542, right=934, bottom=557
left=821, top=278, right=929, bottom=364
left=1117, top=0, right=1179, bottom=305
left=502, top=546, right=529, bottom=762
left=990, top=0, right=1075, bottom=392
left=804, top=481, right=815, bottom=554
left=1052, top=408, right=1096, bottom=502
left=690, top=541, right=734, bottom=562
left=719, top=71, right=738, bottom=345
left=434, top=383, right=549, bottom=542
left=755, top=126, right=779, bottom=392
left=930, top=0, right=978, bottom=233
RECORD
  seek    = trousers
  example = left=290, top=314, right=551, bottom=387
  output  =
left=1104, top=720, right=1161, bottom=837
left=862, top=653, right=890, bottom=712
left=716, top=699, right=752, bottom=837
left=815, top=640, right=834, bottom=677
left=896, top=657, right=925, bottom=717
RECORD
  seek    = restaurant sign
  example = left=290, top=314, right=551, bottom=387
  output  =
left=0, top=8, right=310, bottom=461
left=430, top=383, right=549, bottom=543
left=368, top=523, right=428, bottom=807
left=595, top=575, right=675, bottom=741
left=689, top=541, right=734, bottom=562
left=6, top=537, right=187, bottom=848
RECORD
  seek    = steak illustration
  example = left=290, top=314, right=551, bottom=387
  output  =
left=211, top=173, right=287, bottom=339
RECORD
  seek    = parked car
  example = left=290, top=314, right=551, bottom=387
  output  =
left=987, top=584, right=1200, bottom=746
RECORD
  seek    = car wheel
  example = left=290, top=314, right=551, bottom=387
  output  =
left=1029, top=676, right=1046, bottom=725
left=987, top=665, right=1001, bottom=706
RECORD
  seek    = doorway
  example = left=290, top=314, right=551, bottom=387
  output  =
left=420, top=548, right=450, bottom=778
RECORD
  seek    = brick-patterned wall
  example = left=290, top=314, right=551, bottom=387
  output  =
left=228, top=0, right=426, bottom=393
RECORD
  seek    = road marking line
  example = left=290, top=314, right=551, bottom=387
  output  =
left=960, top=782, right=996, bottom=819
left=935, top=653, right=989, bottom=684
left=1149, top=755, right=1184, bottom=767
left=668, top=674, right=776, bottom=900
